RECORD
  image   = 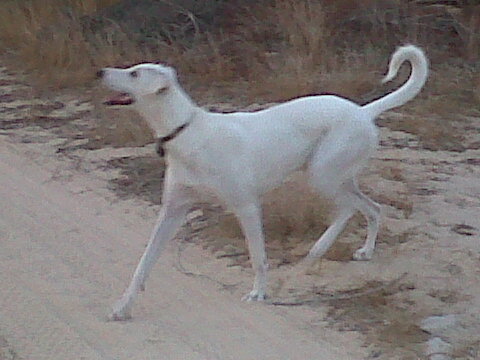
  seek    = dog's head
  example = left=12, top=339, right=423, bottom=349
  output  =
left=97, top=63, right=177, bottom=106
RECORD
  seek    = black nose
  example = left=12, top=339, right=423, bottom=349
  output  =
left=96, top=70, right=105, bottom=79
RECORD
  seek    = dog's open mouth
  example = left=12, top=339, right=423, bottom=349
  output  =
left=104, top=92, right=134, bottom=106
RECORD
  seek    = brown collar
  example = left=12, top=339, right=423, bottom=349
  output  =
left=155, top=122, right=190, bottom=157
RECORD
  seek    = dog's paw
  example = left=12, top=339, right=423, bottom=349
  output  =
left=353, top=247, right=373, bottom=261
left=241, top=290, right=266, bottom=302
left=108, top=301, right=132, bottom=321
left=108, top=308, right=132, bottom=321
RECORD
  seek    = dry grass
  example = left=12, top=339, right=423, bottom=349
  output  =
left=107, top=155, right=165, bottom=203
left=242, top=0, right=333, bottom=100
left=0, top=0, right=149, bottom=88
left=216, top=174, right=331, bottom=242
left=208, top=0, right=386, bottom=103
left=1, top=0, right=478, bottom=108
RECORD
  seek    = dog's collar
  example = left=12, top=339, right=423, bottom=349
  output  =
left=155, top=122, right=190, bottom=157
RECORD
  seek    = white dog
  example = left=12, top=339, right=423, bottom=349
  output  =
left=98, top=45, right=428, bottom=320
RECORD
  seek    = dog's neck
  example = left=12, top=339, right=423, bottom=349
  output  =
left=135, top=84, right=199, bottom=138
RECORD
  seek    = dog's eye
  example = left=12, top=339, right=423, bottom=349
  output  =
left=130, top=71, right=139, bottom=78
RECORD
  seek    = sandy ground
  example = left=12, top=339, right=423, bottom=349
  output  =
left=1, top=64, right=479, bottom=359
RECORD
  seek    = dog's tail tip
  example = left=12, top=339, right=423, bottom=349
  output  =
left=362, top=44, right=428, bottom=119
left=381, top=73, right=394, bottom=84
left=381, top=44, right=424, bottom=84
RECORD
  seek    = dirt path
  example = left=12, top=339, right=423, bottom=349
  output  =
left=0, top=137, right=367, bottom=359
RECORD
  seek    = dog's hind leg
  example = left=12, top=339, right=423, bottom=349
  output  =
left=110, top=186, right=191, bottom=321
left=306, top=131, right=375, bottom=259
left=307, top=205, right=355, bottom=258
left=348, top=179, right=381, bottom=261
left=306, top=176, right=380, bottom=261
left=306, top=179, right=359, bottom=259
left=233, top=202, right=268, bottom=301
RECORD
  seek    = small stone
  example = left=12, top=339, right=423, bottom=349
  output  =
left=191, top=220, right=208, bottom=231
left=420, top=314, right=458, bottom=335
left=67, top=139, right=89, bottom=147
left=368, top=349, right=382, bottom=359
left=215, top=250, right=227, bottom=258
left=426, top=337, right=452, bottom=360
left=48, top=138, right=68, bottom=147
left=187, top=209, right=204, bottom=221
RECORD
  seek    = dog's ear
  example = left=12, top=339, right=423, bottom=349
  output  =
left=163, top=66, right=178, bottom=82
left=153, top=66, right=177, bottom=95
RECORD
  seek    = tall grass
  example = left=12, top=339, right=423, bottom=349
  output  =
left=1, top=0, right=478, bottom=96
left=0, top=0, right=144, bottom=87
left=242, top=0, right=334, bottom=100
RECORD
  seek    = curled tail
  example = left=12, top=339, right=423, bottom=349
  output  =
left=363, top=45, right=428, bottom=119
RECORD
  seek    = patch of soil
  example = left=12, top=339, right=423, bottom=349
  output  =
left=324, top=278, right=428, bottom=359
left=323, top=241, right=357, bottom=262
left=107, top=155, right=165, bottom=204
left=427, top=289, right=468, bottom=305
left=198, top=203, right=332, bottom=269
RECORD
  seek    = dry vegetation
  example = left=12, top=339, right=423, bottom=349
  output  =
left=0, top=0, right=131, bottom=87
left=1, top=1, right=478, bottom=105
left=0, top=0, right=478, bottom=101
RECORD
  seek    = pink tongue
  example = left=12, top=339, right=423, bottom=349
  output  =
left=104, top=93, right=133, bottom=106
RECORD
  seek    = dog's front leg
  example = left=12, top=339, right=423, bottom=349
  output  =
left=110, top=188, right=191, bottom=321
left=234, top=203, right=268, bottom=301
